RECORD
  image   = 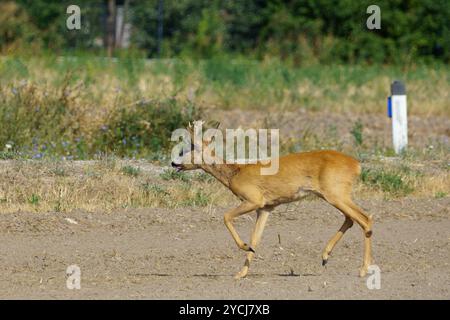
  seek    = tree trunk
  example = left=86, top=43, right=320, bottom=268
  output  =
left=118, top=0, right=130, bottom=48
left=106, top=0, right=116, bottom=57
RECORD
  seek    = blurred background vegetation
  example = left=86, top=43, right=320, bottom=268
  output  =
left=1, top=0, right=449, bottom=63
left=0, top=0, right=449, bottom=161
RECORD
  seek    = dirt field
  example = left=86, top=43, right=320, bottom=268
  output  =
left=0, top=197, right=448, bottom=299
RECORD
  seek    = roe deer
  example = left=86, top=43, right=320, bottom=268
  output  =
left=171, top=122, right=373, bottom=279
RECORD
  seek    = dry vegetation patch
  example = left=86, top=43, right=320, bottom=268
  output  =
left=0, top=156, right=447, bottom=213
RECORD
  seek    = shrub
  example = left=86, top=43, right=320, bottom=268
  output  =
left=94, top=98, right=201, bottom=158
left=160, top=168, right=190, bottom=182
left=361, top=168, right=415, bottom=197
left=351, top=120, right=363, bottom=147
left=121, top=165, right=141, bottom=177
left=0, top=75, right=88, bottom=159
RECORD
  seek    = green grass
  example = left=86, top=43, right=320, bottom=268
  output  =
left=361, top=167, right=415, bottom=197
left=0, top=54, right=448, bottom=160
left=193, top=172, right=216, bottom=183
left=351, top=120, right=364, bottom=147
left=141, top=183, right=169, bottom=196
left=434, top=191, right=448, bottom=199
left=159, top=168, right=190, bottom=182
left=28, top=194, right=40, bottom=206
left=181, top=189, right=211, bottom=207
left=121, top=165, right=141, bottom=177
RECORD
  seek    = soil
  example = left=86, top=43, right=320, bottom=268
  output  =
left=0, top=197, right=448, bottom=299
left=211, top=109, right=450, bottom=149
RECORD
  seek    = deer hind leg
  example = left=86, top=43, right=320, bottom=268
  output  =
left=351, top=202, right=373, bottom=276
left=235, top=208, right=270, bottom=279
left=326, top=197, right=373, bottom=277
left=224, top=201, right=260, bottom=253
left=322, top=217, right=353, bottom=266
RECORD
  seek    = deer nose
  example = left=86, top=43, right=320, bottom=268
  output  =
left=171, top=161, right=182, bottom=168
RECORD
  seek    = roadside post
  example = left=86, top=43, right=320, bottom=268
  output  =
left=387, top=80, right=408, bottom=154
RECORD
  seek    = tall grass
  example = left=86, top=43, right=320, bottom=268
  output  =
left=2, top=54, right=449, bottom=113
left=0, top=53, right=448, bottom=159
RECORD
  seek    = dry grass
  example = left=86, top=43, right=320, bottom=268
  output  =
left=2, top=57, right=449, bottom=123
left=0, top=56, right=448, bottom=212
left=0, top=157, right=447, bottom=213
left=0, top=160, right=236, bottom=213
left=355, top=158, right=450, bottom=200
left=1, top=55, right=448, bottom=160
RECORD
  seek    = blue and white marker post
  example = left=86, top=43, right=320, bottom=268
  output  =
left=387, top=81, right=408, bottom=154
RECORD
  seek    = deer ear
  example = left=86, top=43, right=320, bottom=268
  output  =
left=187, top=122, right=194, bottom=134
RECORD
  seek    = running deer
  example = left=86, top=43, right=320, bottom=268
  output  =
left=171, top=122, right=373, bottom=279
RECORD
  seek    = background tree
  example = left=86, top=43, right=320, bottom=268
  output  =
left=1, top=0, right=448, bottom=63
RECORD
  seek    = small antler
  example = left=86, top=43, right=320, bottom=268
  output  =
left=206, top=120, right=221, bottom=129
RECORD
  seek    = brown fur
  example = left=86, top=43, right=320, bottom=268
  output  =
left=173, top=128, right=373, bottom=279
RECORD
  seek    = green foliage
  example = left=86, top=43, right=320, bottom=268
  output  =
left=193, top=172, right=215, bottom=183
left=1, top=53, right=448, bottom=160
left=141, top=183, right=169, bottom=196
left=0, top=151, right=16, bottom=160
left=182, top=189, right=210, bottom=207
left=351, top=120, right=364, bottom=146
left=121, top=165, right=141, bottom=177
left=361, top=167, right=415, bottom=197
left=189, top=2, right=226, bottom=57
left=160, top=169, right=190, bottom=182
left=51, top=166, right=68, bottom=177
left=0, top=72, right=87, bottom=159
left=2, top=0, right=448, bottom=63
left=28, top=193, right=40, bottom=205
left=0, top=2, right=40, bottom=53
left=130, top=0, right=450, bottom=63
left=96, top=98, right=201, bottom=158
left=434, top=191, right=447, bottom=198
left=11, top=0, right=104, bottom=51
left=0, top=56, right=202, bottom=159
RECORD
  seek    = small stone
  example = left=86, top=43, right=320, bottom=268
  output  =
left=65, top=218, right=78, bottom=225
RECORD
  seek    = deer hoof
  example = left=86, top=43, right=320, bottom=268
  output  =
left=241, top=243, right=255, bottom=252
left=322, top=259, right=328, bottom=266
left=359, top=265, right=369, bottom=277
left=234, top=268, right=249, bottom=279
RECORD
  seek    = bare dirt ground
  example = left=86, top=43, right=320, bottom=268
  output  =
left=212, top=109, right=450, bottom=149
left=0, top=197, right=448, bottom=299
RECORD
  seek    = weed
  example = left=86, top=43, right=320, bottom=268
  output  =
left=28, top=194, right=40, bottom=205
left=0, top=56, right=448, bottom=161
left=95, top=98, right=202, bottom=158
left=160, top=168, right=190, bottom=182
left=142, top=183, right=169, bottom=196
left=193, top=172, right=215, bottom=183
left=0, top=151, right=16, bottom=159
left=51, top=167, right=68, bottom=177
left=182, top=189, right=210, bottom=207
left=351, top=120, right=363, bottom=146
left=434, top=191, right=448, bottom=198
left=122, top=165, right=140, bottom=177
left=361, top=168, right=415, bottom=197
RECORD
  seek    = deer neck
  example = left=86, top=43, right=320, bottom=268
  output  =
left=201, top=163, right=240, bottom=188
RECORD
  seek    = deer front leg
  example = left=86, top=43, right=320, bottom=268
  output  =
left=224, top=201, right=260, bottom=253
left=235, top=208, right=270, bottom=279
